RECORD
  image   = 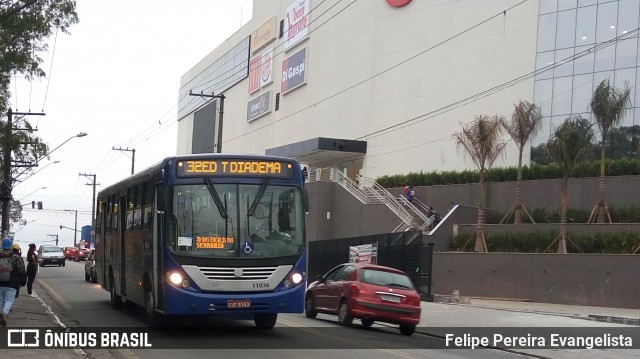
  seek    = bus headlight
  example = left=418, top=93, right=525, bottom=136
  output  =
left=167, top=271, right=191, bottom=288
left=291, top=272, right=303, bottom=284
left=168, top=272, right=183, bottom=285
left=284, top=272, right=304, bottom=288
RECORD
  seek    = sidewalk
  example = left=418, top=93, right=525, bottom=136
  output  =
left=2, top=283, right=84, bottom=358
left=417, top=296, right=640, bottom=358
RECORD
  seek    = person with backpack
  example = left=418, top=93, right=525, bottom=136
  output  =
left=26, top=244, right=38, bottom=296
left=11, top=243, right=25, bottom=298
left=0, top=238, right=27, bottom=326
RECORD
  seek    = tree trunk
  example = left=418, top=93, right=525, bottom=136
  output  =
left=475, top=172, right=487, bottom=252
left=514, top=149, right=523, bottom=224
left=558, top=177, right=568, bottom=254
left=597, top=145, right=606, bottom=223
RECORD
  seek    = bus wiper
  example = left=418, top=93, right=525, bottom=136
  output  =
left=204, top=178, right=228, bottom=219
left=247, top=178, right=270, bottom=217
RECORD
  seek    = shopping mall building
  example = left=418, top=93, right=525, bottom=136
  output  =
left=176, top=0, right=640, bottom=180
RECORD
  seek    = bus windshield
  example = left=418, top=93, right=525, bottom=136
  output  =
left=168, top=183, right=304, bottom=258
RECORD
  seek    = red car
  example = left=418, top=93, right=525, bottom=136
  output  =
left=74, top=248, right=90, bottom=262
left=63, top=247, right=79, bottom=260
left=305, top=263, right=421, bottom=336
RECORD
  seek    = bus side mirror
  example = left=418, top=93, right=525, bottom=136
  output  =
left=303, top=189, right=309, bottom=213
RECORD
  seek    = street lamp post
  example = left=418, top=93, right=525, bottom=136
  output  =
left=2, top=132, right=88, bottom=236
left=16, top=186, right=47, bottom=203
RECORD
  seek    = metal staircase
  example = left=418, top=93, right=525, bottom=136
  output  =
left=307, top=167, right=434, bottom=233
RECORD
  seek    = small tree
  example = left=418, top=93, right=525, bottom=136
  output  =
left=500, top=100, right=543, bottom=224
left=546, top=116, right=594, bottom=253
left=589, top=79, right=631, bottom=223
left=454, top=115, right=507, bottom=252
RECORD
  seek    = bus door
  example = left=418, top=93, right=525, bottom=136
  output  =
left=119, top=196, right=127, bottom=296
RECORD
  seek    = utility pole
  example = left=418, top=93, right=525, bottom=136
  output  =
left=1, top=108, right=45, bottom=236
left=64, top=209, right=78, bottom=246
left=79, top=173, right=98, bottom=245
left=189, top=91, right=225, bottom=153
left=112, top=147, right=135, bottom=175
left=47, top=234, right=59, bottom=246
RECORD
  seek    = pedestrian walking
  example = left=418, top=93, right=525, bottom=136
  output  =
left=0, top=238, right=27, bottom=326
left=26, top=243, right=38, bottom=296
left=11, top=243, right=25, bottom=298
left=405, top=185, right=415, bottom=203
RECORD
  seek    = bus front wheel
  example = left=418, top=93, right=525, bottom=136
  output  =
left=254, top=313, right=277, bottom=329
left=145, top=291, right=162, bottom=327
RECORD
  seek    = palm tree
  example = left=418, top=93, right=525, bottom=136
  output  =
left=546, top=116, right=594, bottom=253
left=454, top=115, right=507, bottom=252
left=589, top=79, right=631, bottom=223
left=500, top=100, right=543, bottom=224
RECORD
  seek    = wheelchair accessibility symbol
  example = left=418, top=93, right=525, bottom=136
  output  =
left=243, top=241, right=254, bottom=254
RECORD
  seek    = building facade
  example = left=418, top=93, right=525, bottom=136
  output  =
left=176, top=0, right=640, bottom=179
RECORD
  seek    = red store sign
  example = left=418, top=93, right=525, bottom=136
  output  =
left=386, top=0, right=411, bottom=7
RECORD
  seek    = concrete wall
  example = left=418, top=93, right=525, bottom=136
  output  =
left=405, top=175, right=640, bottom=216
left=305, top=181, right=399, bottom=242
left=431, top=252, right=640, bottom=309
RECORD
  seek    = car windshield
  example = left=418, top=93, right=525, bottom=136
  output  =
left=360, top=268, right=415, bottom=289
left=167, top=183, right=304, bottom=258
left=42, top=247, right=62, bottom=253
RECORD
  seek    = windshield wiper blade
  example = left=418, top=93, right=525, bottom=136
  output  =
left=204, top=178, right=228, bottom=219
left=247, top=178, right=270, bottom=217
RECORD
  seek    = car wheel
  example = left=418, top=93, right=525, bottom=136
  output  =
left=399, top=324, right=416, bottom=336
left=62, top=262, right=65, bottom=267
left=304, top=295, right=317, bottom=319
left=361, top=317, right=374, bottom=327
left=85, top=272, right=90, bottom=282
left=337, top=301, right=353, bottom=327
left=254, top=313, right=277, bottom=329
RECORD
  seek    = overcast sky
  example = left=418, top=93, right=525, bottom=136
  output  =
left=9, top=0, right=253, bottom=249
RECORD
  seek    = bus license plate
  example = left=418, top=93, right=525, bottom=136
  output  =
left=227, top=299, right=251, bottom=309
left=381, top=294, right=400, bottom=303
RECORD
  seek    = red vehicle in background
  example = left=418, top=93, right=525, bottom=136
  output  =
left=304, top=263, right=422, bottom=336
left=74, top=248, right=90, bottom=262
left=63, top=247, right=79, bottom=261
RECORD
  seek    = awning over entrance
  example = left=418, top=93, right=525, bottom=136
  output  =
left=265, top=137, right=366, bottom=167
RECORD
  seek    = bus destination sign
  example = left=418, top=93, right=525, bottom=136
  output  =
left=177, top=159, right=294, bottom=179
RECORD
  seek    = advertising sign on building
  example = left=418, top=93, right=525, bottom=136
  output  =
left=248, top=48, right=274, bottom=94
left=251, top=17, right=277, bottom=54
left=248, top=56, right=260, bottom=94
left=247, top=90, right=271, bottom=122
left=349, top=243, right=378, bottom=264
left=283, top=0, right=309, bottom=51
left=281, top=47, right=307, bottom=95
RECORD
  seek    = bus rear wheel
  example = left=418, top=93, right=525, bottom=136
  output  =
left=109, top=276, right=122, bottom=310
left=254, top=313, right=277, bottom=329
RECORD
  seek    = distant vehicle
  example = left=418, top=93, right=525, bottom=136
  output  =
left=305, top=263, right=421, bottom=336
left=38, top=245, right=65, bottom=267
left=84, top=249, right=97, bottom=283
left=74, top=248, right=90, bottom=262
left=63, top=247, right=79, bottom=260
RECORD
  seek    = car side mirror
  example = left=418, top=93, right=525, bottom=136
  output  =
left=316, top=275, right=324, bottom=282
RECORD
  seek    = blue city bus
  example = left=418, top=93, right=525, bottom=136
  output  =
left=94, top=154, right=308, bottom=328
